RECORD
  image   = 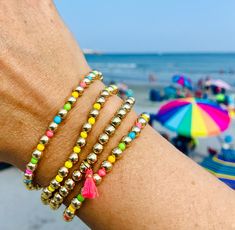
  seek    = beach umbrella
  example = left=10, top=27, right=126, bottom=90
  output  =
left=206, top=79, right=231, bottom=90
left=156, top=98, right=231, bottom=137
left=172, top=75, right=192, bottom=89
left=201, top=145, right=235, bottom=189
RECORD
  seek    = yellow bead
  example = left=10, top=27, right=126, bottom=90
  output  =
left=56, top=175, right=63, bottom=183
left=65, top=161, right=73, bottom=169
left=88, top=117, right=95, bottom=125
left=80, top=131, right=88, bottom=139
left=93, top=103, right=101, bottom=110
left=73, top=146, right=81, bottom=153
left=72, top=91, right=79, bottom=98
left=48, top=185, right=55, bottom=192
left=141, top=114, right=149, bottom=122
left=68, top=204, right=76, bottom=213
left=108, top=155, right=116, bottom=163
left=37, top=143, right=45, bottom=151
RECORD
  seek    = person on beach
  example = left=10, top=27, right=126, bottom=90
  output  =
left=1, top=1, right=235, bottom=229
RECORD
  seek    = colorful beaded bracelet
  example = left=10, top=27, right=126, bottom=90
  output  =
left=23, top=70, right=103, bottom=190
left=41, top=85, right=119, bottom=206
left=63, top=113, right=150, bottom=222
left=48, top=97, right=135, bottom=210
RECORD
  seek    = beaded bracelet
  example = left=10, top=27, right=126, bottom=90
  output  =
left=40, top=85, right=118, bottom=206
left=63, top=113, right=150, bottom=222
left=48, top=97, right=135, bottom=210
left=23, top=70, right=103, bottom=190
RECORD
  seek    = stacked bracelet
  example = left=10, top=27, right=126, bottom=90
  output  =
left=48, top=97, right=135, bottom=210
left=41, top=85, right=119, bottom=207
left=63, top=113, right=150, bottom=222
left=24, top=70, right=103, bottom=190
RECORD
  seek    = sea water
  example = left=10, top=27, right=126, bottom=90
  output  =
left=86, top=53, right=235, bottom=87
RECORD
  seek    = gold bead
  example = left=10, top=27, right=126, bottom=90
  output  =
left=42, top=187, right=52, bottom=199
left=131, top=126, right=141, bottom=136
left=87, top=152, right=98, bottom=164
left=69, top=153, right=79, bottom=163
left=59, top=186, right=69, bottom=197
left=82, top=122, right=92, bottom=132
left=141, top=113, right=150, bottom=122
left=93, top=173, right=102, bottom=185
left=93, top=143, right=103, bottom=154
left=100, top=90, right=110, bottom=98
left=41, top=196, right=49, bottom=205
left=48, top=122, right=58, bottom=131
left=112, top=147, right=123, bottom=159
left=122, top=136, right=132, bottom=146
left=89, top=109, right=99, bottom=118
left=71, top=198, right=82, bottom=209
left=106, top=85, right=118, bottom=95
left=50, top=179, right=60, bottom=189
left=105, top=125, right=116, bottom=136
left=96, top=96, right=106, bottom=106
left=116, top=108, right=127, bottom=119
left=98, top=133, right=109, bottom=145
left=77, top=137, right=86, bottom=147
left=101, top=160, right=113, bottom=172
left=58, top=109, right=68, bottom=119
left=40, top=135, right=49, bottom=145
left=54, top=192, right=63, bottom=204
left=58, top=166, right=69, bottom=178
left=67, top=96, right=76, bottom=105
left=24, top=173, right=33, bottom=180
left=75, top=86, right=84, bottom=94
left=137, top=117, right=147, bottom=127
left=111, top=116, right=122, bottom=128
left=26, top=162, right=37, bottom=172
left=97, top=71, right=103, bottom=80
left=32, top=150, right=42, bottom=159
left=64, top=208, right=75, bottom=218
left=80, top=161, right=91, bottom=173
left=83, top=78, right=91, bottom=85
left=126, top=97, right=136, bottom=105
left=72, top=170, right=82, bottom=182
left=49, top=199, right=60, bottom=210
left=65, top=179, right=75, bottom=190
left=122, top=103, right=131, bottom=111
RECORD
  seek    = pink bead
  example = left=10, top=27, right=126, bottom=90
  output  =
left=46, top=130, right=54, bottom=138
left=98, top=168, right=106, bottom=177
left=80, top=81, right=87, bottom=88
left=26, top=169, right=32, bottom=175
left=136, top=122, right=142, bottom=129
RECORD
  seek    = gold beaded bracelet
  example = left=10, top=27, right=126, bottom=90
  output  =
left=63, top=113, right=149, bottom=221
left=40, top=85, right=118, bottom=205
left=48, top=97, right=135, bottom=210
left=23, top=70, right=103, bottom=190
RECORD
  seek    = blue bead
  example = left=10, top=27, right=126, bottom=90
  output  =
left=24, top=179, right=32, bottom=184
left=128, top=132, right=136, bottom=139
left=87, top=75, right=93, bottom=81
left=54, top=115, right=62, bottom=124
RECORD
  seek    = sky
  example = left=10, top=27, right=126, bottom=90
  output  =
left=54, top=0, right=235, bottom=53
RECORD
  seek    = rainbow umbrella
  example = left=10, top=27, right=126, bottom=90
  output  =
left=172, top=75, right=192, bottom=89
left=156, top=98, right=231, bottom=137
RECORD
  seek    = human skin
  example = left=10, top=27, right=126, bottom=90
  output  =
left=0, top=1, right=235, bottom=229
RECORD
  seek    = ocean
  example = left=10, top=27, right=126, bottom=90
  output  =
left=86, top=53, right=235, bottom=87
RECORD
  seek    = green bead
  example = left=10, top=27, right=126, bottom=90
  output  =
left=77, top=194, right=85, bottom=202
left=31, top=157, right=38, bottom=164
left=118, top=142, right=126, bottom=151
left=64, top=103, right=72, bottom=111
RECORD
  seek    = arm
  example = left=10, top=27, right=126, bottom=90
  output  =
left=0, top=1, right=235, bottom=229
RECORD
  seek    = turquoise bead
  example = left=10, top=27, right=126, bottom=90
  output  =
left=87, top=75, right=93, bottom=81
left=128, top=132, right=136, bottom=139
left=54, top=116, right=62, bottom=124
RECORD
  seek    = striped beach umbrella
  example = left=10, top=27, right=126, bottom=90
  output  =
left=172, top=75, right=192, bottom=89
left=201, top=148, right=235, bottom=189
left=156, top=98, right=231, bottom=137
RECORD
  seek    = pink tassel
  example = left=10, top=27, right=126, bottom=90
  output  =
left=81, top=169, right=99, bottom=199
